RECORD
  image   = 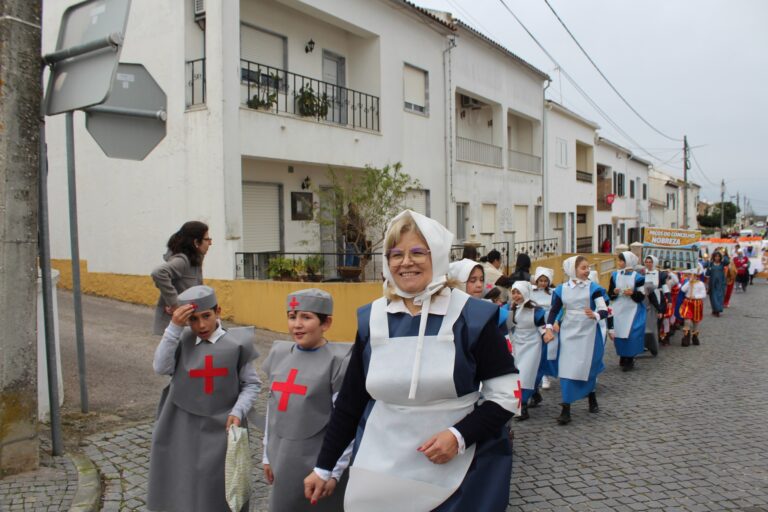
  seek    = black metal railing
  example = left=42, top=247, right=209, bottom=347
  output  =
left=235, top=251, right=385, bottom=282
left=576, top=170, right=593, bottom=183
left=512, top=238, right=560, bottom=261
left=576, top=236, right=593, bottom=253
left=240, top=59, right=380, bottom=132
left=186, top=58, right=206, bottom=107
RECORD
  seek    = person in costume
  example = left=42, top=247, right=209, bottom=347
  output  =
left=679, top=269, right=706, bottom=346
left=724, top=253, right=737, bottom=308
left=150, top=221, right=210, bottom=335
left=544, top=256, right=608, bottom=425
left=508, top=281, right=547, bottom=421
left=705, top=251, right=726, bottom=317
left=481, top=249, right=504, bottom=291
left=304, top=210, right=519, bottom=512
left=531, top=267, right=556, bottom=390
left=448, top=258, right=485, bottom=299
left=147, top=285, right=260, bottom=512
left=660, top=272, right=680, bottom=345
left=509, top=253, right=532, bottom=284
left=608, top=251, right=647, bottom=372
left=262, top=289, right=352, bottom=512
left=733, top=249, right=750, bottom=292
left=642, top=256, right=665, bottom=356
left=588, top=270, right=614, bottom=349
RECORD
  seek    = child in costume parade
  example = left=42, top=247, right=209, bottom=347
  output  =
left=679, top=270, right=707, bottom=346
left=531, top=267, right=556, bottom=390
left=262, top=289, right=352, bottom=512
left=642, top=256, right=665, bottom=356
left=508, top=281, right=547, bottom=421
left=660, top=271, right=679, bottom=345
left=147, top=285, right=260, bottom=512
left=609, top=251, right=647, bottom=372
left=545, top=256, right=608, bottom=425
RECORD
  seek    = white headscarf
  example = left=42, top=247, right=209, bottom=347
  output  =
left=532, top=266, right=554, bottom=287
left=622, top=251, right=639, bottom=270
left=562, top=255, right=579, bottom=280
left=645, top=255, right=658, bottom=271
left=511, top=280, right=533, bottom=305
left=666, top=272, right=679, bottom=286
left=382, top=210, right=454, bottom=399
left=448, top=258, right=483, bottom=292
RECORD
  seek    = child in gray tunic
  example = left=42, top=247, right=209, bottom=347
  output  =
left=262, top=289, right=352, bottom=512
left=147, top=285, right=260, bottom=512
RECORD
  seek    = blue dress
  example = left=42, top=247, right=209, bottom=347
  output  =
left=609, top=271, right=646, bottom=357
left=705, top=263, right=726, bottom=313
left=547, top=282, right=607, bottom=404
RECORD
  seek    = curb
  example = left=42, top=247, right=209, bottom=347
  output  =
left=68, top=452, right=101, bottom=512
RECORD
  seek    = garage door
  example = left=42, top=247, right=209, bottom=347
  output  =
left=242, top=182, right=282, bottom=252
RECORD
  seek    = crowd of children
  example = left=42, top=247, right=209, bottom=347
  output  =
left=146, top=241, right=729, bottom=511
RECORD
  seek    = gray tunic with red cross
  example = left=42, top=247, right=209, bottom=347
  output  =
left=263, top=340, right=352, bottom=512
left=147, top=327, right=256, bottom=512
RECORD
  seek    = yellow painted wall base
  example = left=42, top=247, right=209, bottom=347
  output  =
left=52, top=254, right=616, bottom=342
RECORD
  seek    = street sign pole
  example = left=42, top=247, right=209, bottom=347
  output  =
left=66, top=112, right=89, bottom=413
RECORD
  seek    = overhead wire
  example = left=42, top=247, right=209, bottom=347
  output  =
left=542, top=0, right=682, bottom=142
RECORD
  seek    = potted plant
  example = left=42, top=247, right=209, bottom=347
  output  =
left=294, top=84, right=330, bottom=119
left=303, top=254, right=325, bottom=282
left=247, top=91, right=277, bottom=111
left=267, top=256, right=303, bottom=281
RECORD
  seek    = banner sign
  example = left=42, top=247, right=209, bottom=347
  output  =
left=642, top=227, right=701, bottom=271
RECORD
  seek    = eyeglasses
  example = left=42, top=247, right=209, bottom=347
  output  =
left=386, top=247, right=431, bottom=264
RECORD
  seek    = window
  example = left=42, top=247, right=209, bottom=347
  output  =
left=555, top=138, right=568, bottom=167
left=456, top=203, right=468, bottom=240
left=666, top=192, right=676, bottom=209
left=240, top=25, right=287, bottom=88
left=617, top=173, right=626, bottom=197
left=404, top=189, right=430, bottom=217
left=630, top=180, right=635, bottom=199
left=403, top=64, right=428, bottom=114
left=642, top=183, right=647, bottom=200
left=481, top=204, right=496, bottom=234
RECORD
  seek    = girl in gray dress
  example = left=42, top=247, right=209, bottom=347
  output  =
left=151, top=221, right=211, bottom=334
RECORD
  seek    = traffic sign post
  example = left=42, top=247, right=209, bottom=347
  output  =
left=85, top=63, right=167, bottom=160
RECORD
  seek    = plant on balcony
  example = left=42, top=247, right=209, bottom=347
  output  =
left=267, top=257, right=304, bottom=281
left=247, top=91, right=277, bottom=111
left=294, top=84, right=330, bottom=118
left=303, top=254, right=325, bottom=282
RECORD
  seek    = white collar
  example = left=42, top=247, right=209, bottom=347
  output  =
left=195, top=322, right=226, bottom=345
left=386, top=287, right=451, bottom=316
left=566, top=279, right=589, bottom=289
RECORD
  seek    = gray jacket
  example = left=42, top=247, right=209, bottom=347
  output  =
left=151, top=252, right=203, bottom=334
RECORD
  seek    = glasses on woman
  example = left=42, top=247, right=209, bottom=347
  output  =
left=386, top=247, right=431, bottom=264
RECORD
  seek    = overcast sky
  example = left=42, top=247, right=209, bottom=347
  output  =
left=414, top=0, right=768, bottom=215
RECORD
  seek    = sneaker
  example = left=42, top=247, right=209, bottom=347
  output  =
left=541, top=375, right=551, bottom=390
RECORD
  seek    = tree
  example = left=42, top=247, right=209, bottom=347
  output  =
left=697, top=201, right=740, bottom=228
left=313, top=163, right=421, bottom=272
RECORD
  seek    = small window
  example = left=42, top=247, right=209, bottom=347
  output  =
left=403, top=64, right=428, bottom=114
left=456, top=203, right=468, bottom=240
left=555, top=138, right=568, bottom=167
left=617, top=173, right=626, bottom=197
left=642, top=183, right=647, bottom=200
left=481, top=204, right=496, bottom=234
left=613, top=171, right=617, bottom=194
left=630, top=180, right=635, bottom=199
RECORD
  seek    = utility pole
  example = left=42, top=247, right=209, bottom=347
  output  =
left=720, top=179, right=725, bottom=234
left=736, top=191, right=740, bottom=229
left=682, top=135, right=689, bottom=229
left=0, top=0, right=42, bottom=475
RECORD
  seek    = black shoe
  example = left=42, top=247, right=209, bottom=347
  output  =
left=529, top=391, right=543, bottom=408
left=515, top=403, right=529, bottom=421
left=557, top=404, right=571, bottom=425
left=692, top=334, right=700, bottom=346
left=619, top=356, right=627, bottom=367
left=681, top=332, right=690, bottom=347
left=621, top=358, right=634, bottom=372
left=588, top=392, right=599, bottom=413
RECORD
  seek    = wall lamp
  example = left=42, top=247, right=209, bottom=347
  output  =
left=305, top=39, right=315, bottom=53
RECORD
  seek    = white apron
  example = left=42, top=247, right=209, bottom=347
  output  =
left=558, top=283, right=597, bottom=381
left=532, top=289, right=557, bottom=360
left=508, top=307, right=542, bottom=390
left=644, top=271, right=660, bottom=335
left=612, top=271, right=639, bottom=339
left=345, top=290, right=477, bottom=512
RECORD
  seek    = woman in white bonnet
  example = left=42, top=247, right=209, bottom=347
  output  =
left=305, top=210, right=519, bottom=512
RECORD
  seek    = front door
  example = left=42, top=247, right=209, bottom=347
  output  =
left=322, top=50, right=346, bottom=125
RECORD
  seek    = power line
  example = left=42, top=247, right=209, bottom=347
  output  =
left=542, top=0, right=682, bottom=142
left=688, top=148, right=719, bottom=187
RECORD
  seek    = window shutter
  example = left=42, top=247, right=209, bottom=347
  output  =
left=403, top=65, right=426, bottom=108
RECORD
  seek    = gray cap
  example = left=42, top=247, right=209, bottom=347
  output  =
left=178, top=285, right=218, bottom=311
left=286, top=288, right=333, bottom=315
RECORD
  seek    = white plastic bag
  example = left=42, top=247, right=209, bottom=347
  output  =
left=225, top=425, right=252, bottom=512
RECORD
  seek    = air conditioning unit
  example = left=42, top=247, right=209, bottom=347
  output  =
left=194, top=0, right=205, bottom=17
left=460, top=94, right=482, bottom=109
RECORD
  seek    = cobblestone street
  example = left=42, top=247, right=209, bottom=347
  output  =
left=1, top=283, right=767, bottom=511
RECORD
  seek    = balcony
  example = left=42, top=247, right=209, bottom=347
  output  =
left=240, top=60, right=380, bottom=132
left=457, top=136, right=503, bottom=168
left=576, top=170, right=593, bottom=183
left=186, top=58, right=206, bottom=107
left=508, top=149, right=541, bottom=174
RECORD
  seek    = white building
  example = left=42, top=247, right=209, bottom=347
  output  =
left=648, top=168, right=681, bottom=228
left=43, top=0, right=547, bottom=280
left=543, top=100, right=599, bottom=254
left=595, top=138, right=651, bottom=249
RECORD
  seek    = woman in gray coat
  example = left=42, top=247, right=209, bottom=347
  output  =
left=151, top=221, right=211, bottom=334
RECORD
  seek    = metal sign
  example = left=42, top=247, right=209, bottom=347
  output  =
left=44, top=0, right=131, bottom=115
left=85, top=63, right=167, bottom=160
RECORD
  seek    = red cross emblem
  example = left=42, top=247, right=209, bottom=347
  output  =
left=189, top=355, right=229, bottom=394
left=505, top=335, right=513, bottom=354
left=513, top=378, right=523, bottom=412
left=271, top=368, right=307, bottom=411
left=289, top=296, right=300, bottom=310
left=486, top=283, right=493, bottom=290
